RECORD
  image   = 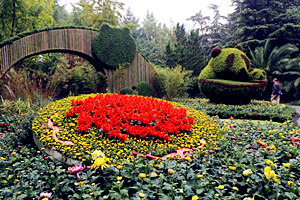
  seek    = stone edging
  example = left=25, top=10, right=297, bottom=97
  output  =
left=33, top=133, right=80, bottom=166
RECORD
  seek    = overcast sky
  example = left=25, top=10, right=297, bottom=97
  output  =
left=58, top=0, right=234, bottom=29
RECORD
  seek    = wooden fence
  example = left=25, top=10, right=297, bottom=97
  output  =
left=0, top=28, right=156, bottom=93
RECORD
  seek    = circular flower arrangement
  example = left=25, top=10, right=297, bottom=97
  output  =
left=32, top=94, right=220, bottom=165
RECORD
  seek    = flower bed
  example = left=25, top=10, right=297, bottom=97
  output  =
left=1, top=114, right=299, bottom=199
left=32, top=94, right=221, bottom=165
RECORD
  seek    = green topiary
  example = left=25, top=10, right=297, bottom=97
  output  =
left=120, top=87, right=133, bottom=95
left=136, top=82, right=153, bottom=97
left=248, top=68, right=267, bottom=81
left=198, top=45, right=267, bottom=104
left=92, top=23, right=137, bottom=70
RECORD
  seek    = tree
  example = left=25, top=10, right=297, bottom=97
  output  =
left=187, top=11, right=210, bottom=36
left=249, top=39, right=299, bottom=75
left=0, top=0, right=54, bottom=41
left=73, top=0, right=124, bottom=28
left=120, top=7, right=139, bottom=39
left=52, top=0, right=71, bottom=26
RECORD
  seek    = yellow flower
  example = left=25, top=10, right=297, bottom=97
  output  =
left=3, top=180, right=8, bottom=184
left=117, top=176, right=122, bottom=181
left=266, top=160, right=274, bottom=166
left=116, top=165, right=123, bottom=170
left=79, top=181, right=84, bottom=185
left=243, top=197, right=254, bottom=200
left=192, top=195, right=199, bottom=200
left=228, top=166, right=236, bottom=171
left=150, top=172, right=158, bottom=177
left=139, top=173, right=147, bottom=178
left=11, top=152, right=17, bottom=155
left=282, top=163, right=291, bottom=168
left=264, top=166, right=280, bottom=184
left=168, top=169, right=175, bottom=174
left=91, top=150, right=105, bottom=159
left=287, top=181, right=294, bottom=186
left=197, top=174, right=204, bottom=178
left=139, top=193, right=145, bottom=198
left=243, top=169, right=253, bottom=176
left=91, top=157, right=109, bottom=170
left=232, top=186, right=239, bottom=191
left=217, top=185, right=225, bottom=189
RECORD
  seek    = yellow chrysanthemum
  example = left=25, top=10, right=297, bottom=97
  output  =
left=91, top=157, right=109, bottom=170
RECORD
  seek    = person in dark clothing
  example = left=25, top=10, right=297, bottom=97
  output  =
left=271, top=78, right=282, bottom=103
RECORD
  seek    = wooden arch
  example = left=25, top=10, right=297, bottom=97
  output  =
left=0, top=28, right=155, bottom=93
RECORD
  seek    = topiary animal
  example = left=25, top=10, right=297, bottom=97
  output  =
left=198, top=45, right=267, bottom=104
left=92, top=23, right=137, bottom=70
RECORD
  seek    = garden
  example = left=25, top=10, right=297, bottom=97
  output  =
left=0, top=0, right=300, bottom=200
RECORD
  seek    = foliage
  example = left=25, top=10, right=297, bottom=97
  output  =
left=92, top=23, right=136, bottom=69
left=120, top=87, right=133, bottom=95
left=165, top=23, right=207, bottom=77
left=73, top=0, right=124, bottom=28
left=291, top=100, right=300, bottom=106
left=249, top=39, right=299, bottom=75
left=0, top=98, right=32, bottom=115
left=154, top=65, right=194, bottom=99
left=1, top=110, right=299, bottom=199
left=175, top=98, right=296, bottom=123
left=136, top=82, right=153, bottom=97
left=54, top=56, right=107, bottom=98
left=0, top=0, right=54, bottom=41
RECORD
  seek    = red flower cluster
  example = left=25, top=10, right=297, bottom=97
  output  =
left=66, top=94, right=194, bottom=141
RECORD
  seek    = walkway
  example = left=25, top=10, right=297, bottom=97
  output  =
left=289, top=105, right=300, bottom=126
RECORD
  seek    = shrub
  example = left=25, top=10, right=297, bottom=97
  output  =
left=154, top=65, right=194, bottom=99
left=136, top=82, right=153, bottom=96
left=120, top=87, right=133, bottom=95
left=92, top=23, right=136, bottom=69
left=199, top=79, right=267, bottom=104
left=0, top=97, right=32, bottom=114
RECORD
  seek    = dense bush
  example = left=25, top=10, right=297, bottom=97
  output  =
left=120, top=87, right=133, bottom=95
left=92, top=23, right=136, bottom=69
left=175, top=98, right=296, bottom=122
left=154, top=65, right=194, bottom=99
left=198, top=46, right=267, bottom=104
left=136, top=82, right=153, bottom=96
left=199, top=79, right=267, bottom=104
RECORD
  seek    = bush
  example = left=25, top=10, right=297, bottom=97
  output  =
left=120, top=87, right=133, bottom=95
left=0, top=98, right=32, bottom=114
left=136, top=82, right=153, bottom=96
left=92, top=23, right=136, bottom=69
left=175, top=98, right=296, bottom=122
left=154, top=65, right=194, bottom=99
left=199, top=79, right=267, bottom=104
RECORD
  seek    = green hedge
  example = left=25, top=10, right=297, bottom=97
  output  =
left=199, top=79, right=267, bottom=104
left=91, top=23, right=136, bottom=69
left=120, top=87, right=133, bottom=95
left=174, top=98, right=296, bottom=123
left=0, top=26, right=98, bottom=48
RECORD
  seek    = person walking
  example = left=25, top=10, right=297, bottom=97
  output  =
left=271, top=78, right=282, bottom=103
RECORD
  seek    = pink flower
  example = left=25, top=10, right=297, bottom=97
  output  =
left=86, top=166, right=91, bottom=169
left=66, top=163, right=85, bottom=179
left=44, top=157, right=49, bottom=160
left=251, top=146, right=258, bottom=149
left=208, top=150, right=214, bottom=154
left=40, top=192, right=52, bottom=198
left=230, top=136, right=236, bottom=140
left=255, top=154, right=261, bottom=158
left=222, top=165, right=227, bottom=168
left=17, top=145, right=22, bottom=149
left=247, top=150, right=254, bottom=154
left=3, top=152, right=8, bottom=155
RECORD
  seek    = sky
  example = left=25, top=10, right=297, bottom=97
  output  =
left=58, top=0, right=235, bottom=29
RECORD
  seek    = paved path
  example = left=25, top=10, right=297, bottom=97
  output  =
left=289, top=105, right=300, bottom=126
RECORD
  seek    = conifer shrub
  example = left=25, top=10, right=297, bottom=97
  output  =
left=92, top=23, right=136, bottom=70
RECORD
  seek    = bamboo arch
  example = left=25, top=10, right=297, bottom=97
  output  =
left=0, top=28, right=155, bottom=93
